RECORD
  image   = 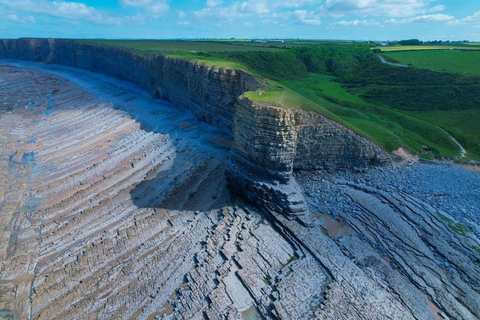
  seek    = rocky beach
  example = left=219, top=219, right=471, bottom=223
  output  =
left=0, top=53, right=479, bottom=319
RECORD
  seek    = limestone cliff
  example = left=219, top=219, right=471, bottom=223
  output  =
left=227, top=96, right=389, bottom=222
left=0, top=38, right=260, bottom=131
left=293, top=108, right=389, bottom=170
left=0, top=38, right=390, bottom=221
left=227, top=98, right=309, bottom=222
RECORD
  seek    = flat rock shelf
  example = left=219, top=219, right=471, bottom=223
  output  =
left=0, top=62, right=479, bottom=320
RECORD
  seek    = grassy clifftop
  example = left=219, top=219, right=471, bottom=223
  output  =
left=81, top=39, right=480, bottom=161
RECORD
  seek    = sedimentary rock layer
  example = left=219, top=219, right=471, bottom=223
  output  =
left=296, top=164, right=480, bottom=320
left=0, top=63, right=330, bottom=319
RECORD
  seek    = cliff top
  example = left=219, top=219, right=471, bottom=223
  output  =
left=78, top=39, right=480, bottom=162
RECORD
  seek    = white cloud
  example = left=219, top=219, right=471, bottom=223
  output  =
left=241, top=0, right=269, bottom=15
left=178, top=10, right=186, bottom=18
left=194, top=1, right=270, bottom=21
left=193, top=0, right=323, bottom=22
left=448, top=11, right=480, bottom=26
left=206, top=0, right=223, bottom=8
left=120, top=0, right=169, bottom=15
left=331, top=19, right=380, bottom=26
left=176, top=20, right=190, bottom=26
left=322, top=0, right=432, bottom=17
left=386, top=14, right=454, bottom=24
left=0, top=0, right=124, bottom=25
left=429, top=5, right=445, bottom=12
left=6, top=14, right=35, bottom=23
left=272, top=10, right=321, bottom=25
left=272, top=0, right=321, bottom=8
left=292, top=10, right=321, bottom=25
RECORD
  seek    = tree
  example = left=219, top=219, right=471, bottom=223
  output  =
left=398, top=39, right=422, bottom=46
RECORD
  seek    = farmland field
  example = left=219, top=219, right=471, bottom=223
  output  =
left=378, top=45, right=480, bottom=52
left=82, top=39, right=292, bottom=52
left=379, top=45, right=455, bottom=51
left=382, top=49, right=480, bottom=76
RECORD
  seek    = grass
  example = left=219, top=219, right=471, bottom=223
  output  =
left=81, top=39, right=290, bottom=53
left=281, top=74, right=461, bottom=157
left=377, top=45, right=480, bottom=52
left=406, top=109, right=480, bottom=161
left=80, top=39, right=292, bottom=71
left=436, top=212, right=471, bottom=236
left=338, top=63, right=480, bottom=160
left=162, top=51, right=248, bottom=70
left=382, top=50, right=480, bottom=76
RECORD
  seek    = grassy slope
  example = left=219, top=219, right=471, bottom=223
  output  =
left=80, top=39, right=290, bottom=71
left=280, top=75, right=459, bottom=157
left=81, top=39, right=290, bottom=52
left=375, top=50, right=480, bottom=161
left=409, top=109, right=480, bottom=160
left=378, top=45, right=480, bottom=52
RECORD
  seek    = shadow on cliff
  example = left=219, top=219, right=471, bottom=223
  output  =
left=122, top=107, right=233, bottom=212
left=129, top=151, right=231, bottom=212
left=2, top=60, right=234, bottom=213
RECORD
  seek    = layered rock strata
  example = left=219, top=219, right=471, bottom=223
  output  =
left=227, top=99, right=308, bottom=222
left=0, top=38, right=260, bottom=131
left=228, top=97, right=389, bottom=222
left=0, top=38, right=389, bottom=220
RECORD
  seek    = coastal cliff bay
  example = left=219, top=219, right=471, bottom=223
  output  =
left=0, top=39, right=479, bottom=320
left=0, top=38, right=388, bottom=219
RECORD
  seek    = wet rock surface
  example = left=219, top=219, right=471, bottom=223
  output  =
left=1, top=62, right=479, bottom=320
left=296, top=163, right=480, bottom=320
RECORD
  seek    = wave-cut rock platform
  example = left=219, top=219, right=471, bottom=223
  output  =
left=0, top=62, right=479, bottom=320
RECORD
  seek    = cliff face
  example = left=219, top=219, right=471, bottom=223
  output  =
left=0, top=38, right=390, bottom=221
left=0, top=38, right=260, bottom=131
left=293, top=109, right=389, bottom=170
left=228, top=97, right=389, bottom=222
left=227, top=98, right=309, bottom=222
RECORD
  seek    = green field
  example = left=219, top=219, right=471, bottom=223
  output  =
left=378, top=45, right=456, bottom=52
left=82, top=39, right=295, bottom=52
left=378, top=45, right=480, bottom=52
left=382, top=50, right=480, bottom=76
left=80, top=40, right=480, bottom=161
left=82, top=39, right=298, bottom=70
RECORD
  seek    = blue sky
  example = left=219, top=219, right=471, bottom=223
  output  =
left=0, top=0, right=479, bottom=41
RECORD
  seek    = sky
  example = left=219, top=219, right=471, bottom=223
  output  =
left=0, top=0, right=480, bottom=41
